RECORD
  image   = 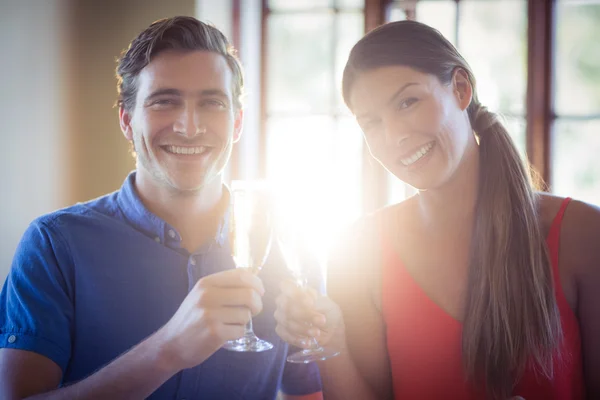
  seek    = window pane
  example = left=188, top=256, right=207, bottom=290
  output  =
left=336, top=0, right=364, bottom=9
left=555, top=2, right=600, bottom=116
left=267, top=14, right=334, bottom=114
left=458, top=0, right=527, bottom=115
left=387, top=5, right=407, bottom=21
left=268, top=0, right=331, bottom=10
left=336, top=12, right=364, bottom=114
left=552, top=119, right=600, bottom=206
left=266, top=117, right=363, bottom=258
left=416, top=1, right=457, bottom=47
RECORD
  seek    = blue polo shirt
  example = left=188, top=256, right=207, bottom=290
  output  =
left=0, top=172, right=322, bottom=399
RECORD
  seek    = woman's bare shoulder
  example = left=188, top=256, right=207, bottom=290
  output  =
left=537, top=191, right=600, bottom=247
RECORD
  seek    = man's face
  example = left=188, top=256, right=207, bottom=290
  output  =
left=120, top=50, right=243, bottom=194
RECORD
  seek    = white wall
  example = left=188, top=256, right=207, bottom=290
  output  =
left=0, top=0, right=197, bottom=285
left=0, top=0, right=69, bottom=283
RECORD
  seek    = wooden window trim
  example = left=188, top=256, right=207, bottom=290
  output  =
left=526, top=0, right=555, bottom=187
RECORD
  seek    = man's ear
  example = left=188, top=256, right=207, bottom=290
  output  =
left=452, top=68, right=473, bottom=111
left=119, top=106, right=134, bottom=141
left=233, top=108, right=244, bottom=143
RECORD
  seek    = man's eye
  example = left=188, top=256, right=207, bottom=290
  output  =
left=201, top=99, right=227, bottom=109
left=151, top=99, right=179, bottom=107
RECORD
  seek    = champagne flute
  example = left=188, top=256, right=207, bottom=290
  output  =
left=276, top=214, right=340, bottom=363
left=223, top=180, right=274, bottom=352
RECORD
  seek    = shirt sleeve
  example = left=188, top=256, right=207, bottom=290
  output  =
left=0, top=218, right=74, bottom=374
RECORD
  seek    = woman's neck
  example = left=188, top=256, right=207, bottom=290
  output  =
left=417, top=138, right=479, bottom=234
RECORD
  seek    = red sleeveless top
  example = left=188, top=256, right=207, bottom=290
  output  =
left=381, top=198, right=585, bottom=399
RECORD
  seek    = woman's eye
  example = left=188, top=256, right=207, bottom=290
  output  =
left=398, top=97, right=419, bottom=110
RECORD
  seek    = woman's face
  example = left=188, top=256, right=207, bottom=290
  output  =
left=349, top=65, right=475, bottom=191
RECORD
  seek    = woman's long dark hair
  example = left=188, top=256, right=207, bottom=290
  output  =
left=342, top=20, right=561, bottom=399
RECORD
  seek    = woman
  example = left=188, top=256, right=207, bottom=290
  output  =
left=274, top=20, right=599, bottom=400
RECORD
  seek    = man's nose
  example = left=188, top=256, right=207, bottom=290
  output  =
left=173, top=104, right=205, bottom=137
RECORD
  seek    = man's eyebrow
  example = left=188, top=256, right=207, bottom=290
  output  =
left=199, top=89, right=229, bottom=99
left=144, top=88, right=230, bottom=103
left=144, top=88, right=182, bottom=102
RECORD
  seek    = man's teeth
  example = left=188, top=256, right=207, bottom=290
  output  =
left=166, top=145, right=207, bottom=155
left=401, top=142, right=434, bottom=166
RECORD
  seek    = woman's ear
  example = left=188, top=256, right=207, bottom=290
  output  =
left=452, top=68, right=473, bottom=111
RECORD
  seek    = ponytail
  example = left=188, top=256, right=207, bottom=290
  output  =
left=461, top=103, right=562, bottom=399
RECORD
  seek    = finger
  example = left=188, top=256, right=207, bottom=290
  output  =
left=304, top=286, right=319, bottom=302
left=277, top=301, right=325, bottom=335
left=208, top=306, right=252, bottom=326
left=274, top=307, right=319, bottom=337
left=198, top=269, right=265, bottom=295
left=280, top=278, right=301, bottom=295
left=313, top=295, right=339, bottom=328
left=275, top=324, right=312, bottom=349
left=278, top=282, right=319, bottom=311
left=311, top=313, right=327, bottom=328
left=204, top=287, right=263, bottom=316
left=276, top=285, right=326, bottom=327
left=219, top=324, right=247, bottom=342
left=289, top=298, right=324, bottom=324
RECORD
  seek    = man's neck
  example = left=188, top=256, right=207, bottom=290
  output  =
left=135, top=171, right=226, bottom=252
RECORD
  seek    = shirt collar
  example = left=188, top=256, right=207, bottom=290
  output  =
left=116, top=171, right=230, bottom=251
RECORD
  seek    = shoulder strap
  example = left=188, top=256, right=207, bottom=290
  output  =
left=546, top=197, right=572, bottom=271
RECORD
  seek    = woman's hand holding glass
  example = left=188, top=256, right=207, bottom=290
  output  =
left=275, top=279, right=346, bottom=357
left=273, top=217, right=343, bottom=362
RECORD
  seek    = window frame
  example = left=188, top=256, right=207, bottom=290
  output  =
left=252, top=0, right=591, bottom=211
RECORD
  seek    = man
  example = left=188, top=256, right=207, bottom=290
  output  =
left=0, top=16, right=323, bottom=400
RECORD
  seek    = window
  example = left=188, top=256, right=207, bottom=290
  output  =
left=264, top=0, right=365, bottom=258
left=261, top=0, right=600, bottom=234
left=552, top=0, right=600, bottom=205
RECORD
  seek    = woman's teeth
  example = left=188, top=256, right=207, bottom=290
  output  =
left=165, top=145, right=207, bottom=155
left=401, top=142, right=434, bottom=166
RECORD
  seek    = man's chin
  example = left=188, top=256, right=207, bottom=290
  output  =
left=165, top=175, right=219, bottom=194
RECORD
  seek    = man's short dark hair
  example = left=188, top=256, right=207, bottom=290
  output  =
left=116, top=16, right=244, bottom=112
